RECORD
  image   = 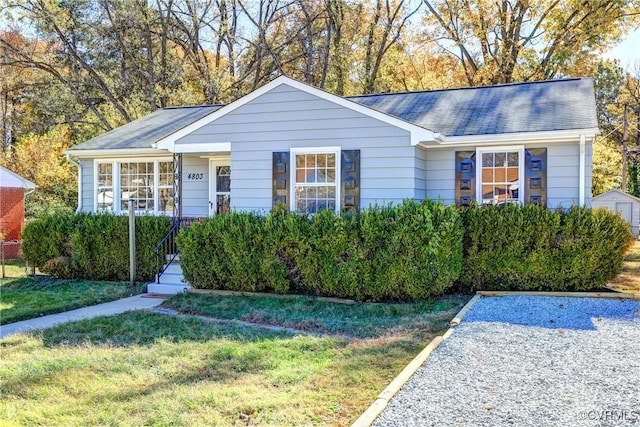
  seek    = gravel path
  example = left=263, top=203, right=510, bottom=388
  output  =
left=373, top=296, right=640, bottom=427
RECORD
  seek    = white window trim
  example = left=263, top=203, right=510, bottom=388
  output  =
left=93, top=158, right=173, bottom=215
left=475, top=146, right=525, bottom=205
left=289, top=147, right=341, bottom=214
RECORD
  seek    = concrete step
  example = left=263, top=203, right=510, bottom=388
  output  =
left=163, top=263, right=183, bottom=275
left=147, top=282, right=191, bottom=295
left=157, top=272, right=185, bottom=285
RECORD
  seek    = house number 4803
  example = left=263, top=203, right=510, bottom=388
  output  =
left=187, top=173, right=204, bottom=180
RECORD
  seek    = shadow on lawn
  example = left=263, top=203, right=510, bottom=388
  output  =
left=463, top=295, right=640, bottom=330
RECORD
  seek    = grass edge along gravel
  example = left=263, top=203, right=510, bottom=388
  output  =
left=0, top=294, right=470, bottom=426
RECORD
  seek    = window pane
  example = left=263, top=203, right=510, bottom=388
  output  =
left=293, top=151, right=338, bottom=213
left=480, top=151, right=520, bottom=204
left=216, top=166, right=231, bottom=192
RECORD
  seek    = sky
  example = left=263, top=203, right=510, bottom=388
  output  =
left=603, top=28, right=640, bottom=70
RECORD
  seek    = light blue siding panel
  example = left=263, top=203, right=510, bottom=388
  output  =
left=178, top=83, right=417, bottom=212
left=182, top=156, right=209, bottom=217
left=80, top=159, right=94, bottom=212
left=425, top=149, right=455, bottom=203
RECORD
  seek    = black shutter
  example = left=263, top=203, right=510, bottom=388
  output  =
left=455, top=151, right=476, bottom=207
left=272, top=152, right=290, bottom=207
left=525, top=148, right=547, bottom=207
left=341, top=150, right=360, bottom=213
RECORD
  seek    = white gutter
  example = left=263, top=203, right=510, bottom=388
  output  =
left=66, top=154, right=82, bottom=213
left=579, top=134, right=586, bottom=206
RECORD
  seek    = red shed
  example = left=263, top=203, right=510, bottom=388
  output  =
left=0, top=166, right=36, bottom=258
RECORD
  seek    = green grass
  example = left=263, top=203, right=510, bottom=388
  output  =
left=0, top=277, right=145, bottom=325
left=0, top=257, right=31, bottom=279
left=163, top=292, right=467, bottom=338
left=0, top=295, right=470, bottom=426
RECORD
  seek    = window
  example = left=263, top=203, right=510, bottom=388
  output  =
left=477, top=148, right=524, bottom=205
left=97, top=163, right=113, bottom=211
left=291, top=148, right=340, bottom=214
left=95, top=159, right=173, bottom=214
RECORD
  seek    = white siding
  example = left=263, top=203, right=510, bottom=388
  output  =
left=182, top=156, right=210, bottom=217
left=177, top=84, right=417, bottom=212
left=592, top=190, right=640, bottom=236
left=80, top=159, right=94, bottom=212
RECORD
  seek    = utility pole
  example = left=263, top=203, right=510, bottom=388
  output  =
left=621, top=103, right=628, bottom=190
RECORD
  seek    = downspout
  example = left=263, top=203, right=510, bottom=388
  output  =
left=579, top=134, right=586, bottom=206
left=66, top=154, right=83, bottom=213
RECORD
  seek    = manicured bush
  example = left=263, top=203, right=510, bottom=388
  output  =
left=458, top=204, right=634, bottom=292
left=22, top=213, right=171, bottom=281
left=178, top=200, right=463, bottom=302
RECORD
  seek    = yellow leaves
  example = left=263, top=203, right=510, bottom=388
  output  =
left=0, top=125, right=76, bottom=196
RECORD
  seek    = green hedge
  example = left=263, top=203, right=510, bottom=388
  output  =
left=178, top=200, right=463, bottom=301
left=458, top=204, right=634, bottom=292
left=22, top=213, right=172, bottom=281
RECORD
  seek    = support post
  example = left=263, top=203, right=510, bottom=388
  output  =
left=129, top=200, right=136, bottom=285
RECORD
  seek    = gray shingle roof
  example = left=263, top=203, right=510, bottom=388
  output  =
left=71, top=105, right=222, bottom=150
left=70, top=78, right=597, bottom=152
left=347, top=78, right=597, bottom=137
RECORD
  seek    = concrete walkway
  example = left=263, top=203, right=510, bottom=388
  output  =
left=0, top=294, right=165, bottom=339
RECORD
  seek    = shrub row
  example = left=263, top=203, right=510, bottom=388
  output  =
left=22, top=213, right=171, bottom=281
left=177, top=200, right=463, bottom=301
left=458, top=204, right=634, bottom=292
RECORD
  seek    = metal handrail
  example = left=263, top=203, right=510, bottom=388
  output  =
left=153, top=219, right=181, bottom=284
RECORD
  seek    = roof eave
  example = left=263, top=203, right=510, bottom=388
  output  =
left=64, top=148, right=168, bottom=158
left=417, top=128, right=600, bottom=148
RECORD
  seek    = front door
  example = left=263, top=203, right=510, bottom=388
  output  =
left=209, top=160, right=231, bottom=216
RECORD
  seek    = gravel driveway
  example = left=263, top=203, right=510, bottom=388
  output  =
left=373, top=295, right=640, bottom=427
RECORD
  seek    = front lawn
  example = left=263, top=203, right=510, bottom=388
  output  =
left=163, top=292, right=466, bottom=338
left=0, top=277, right=145, bottom=324
left=0, top=294, right=469, bottom=426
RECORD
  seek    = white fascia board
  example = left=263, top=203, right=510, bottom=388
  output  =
left=418, top=128, right=599, bottom=148
left=155, top=76, right=438, bottom=151
left=167, top=142, right=231, bottom=154
left=63, top=148, right=167, bottom=158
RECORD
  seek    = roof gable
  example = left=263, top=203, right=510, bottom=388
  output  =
left=348, top=78, right=598, bottom=137
left=593, top=189, right=640, bottom=203
left=155, top=76, right=437, bottom=150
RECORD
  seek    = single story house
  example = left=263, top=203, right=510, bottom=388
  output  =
left=592, top=188, right=640, bottom=237
left=0, top=166, right=36, bottom=258
left=65, top=76, right=598, bottom=220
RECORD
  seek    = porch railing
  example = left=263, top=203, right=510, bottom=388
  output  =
left=153, top=219, right=181, bottom=284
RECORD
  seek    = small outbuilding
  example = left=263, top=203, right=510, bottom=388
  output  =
left=0, top=166, right=36, bottom=258
left=592, top=188, right=640, bottom=237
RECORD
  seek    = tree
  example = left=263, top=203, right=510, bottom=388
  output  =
left=0, top=126, right=77, bottom=217
left=421, top=0, right=639, bottom=86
